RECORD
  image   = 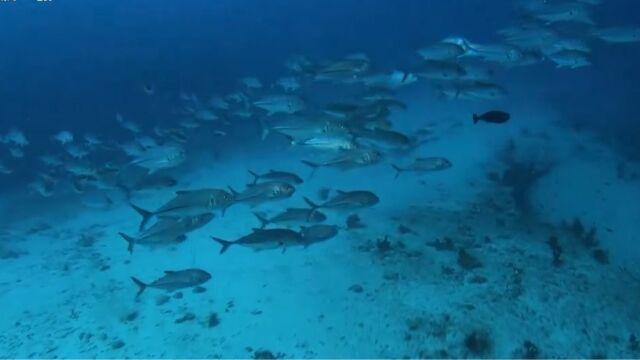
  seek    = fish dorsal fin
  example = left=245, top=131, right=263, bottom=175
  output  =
left=164, top=270, right=177, bottom=275
left=176, top=190, right=192, bottom=195
left=251, top=227, right=263, bottom=232
left=336, top=190, right=347, bottom=195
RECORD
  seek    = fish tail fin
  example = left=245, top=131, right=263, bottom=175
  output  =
left=247, top=170, right=259, bottom=185
left=118, top=232, right=136, bottom=254
left=253, top=212, right=269, bottom=229
left=130, top=277, right=148, bottom=298
left=211, top=236, right=233, bottom=254
left=391, top=164, right=403, bottom=179
left=473, top=113, right=479, bottom=124
left=227, top=186, right=239, bottom=199
left=303, top=196, right=320, bottom=210
left=116, top=183, right=132, bottom=200
left=303, top=196, right=323, bottom=221
left=258, top=118, right=269, bottom=140
left=301, top=160, right=318, bottom=179
left=129, top=203, right=153, bottom=231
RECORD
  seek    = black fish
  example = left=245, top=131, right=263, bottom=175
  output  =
left=473, top=111, right=510, bottom=124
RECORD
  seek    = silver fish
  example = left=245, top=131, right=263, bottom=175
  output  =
left=131, top=268, right=211, bottom=298
left=304, top=190, right=379, bottom=210
left=119, top=213, right=214, bottom=253
left=592, top=26, right=640, bottom=43
left=229, top=181, right=295, bottom=205
left=248, top=169, right=303, bottom=185
left=130, top=189, right=233, bottom=230
left=301, top=148, right=382, bottom=175
left=391, top=157, right=452, bottom=178
left=211, top=228, right=303, bottom=254
left=130, top=144, right=186, bottom=174
left=253, top=95, right=305, bottom=116
left=253, top=207, right=326, bottom=228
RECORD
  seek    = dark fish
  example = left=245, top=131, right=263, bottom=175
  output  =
left=473, top=110, right=510, bottom=124
left=119, top=213, right=214, bottom=253
left=304, top=190, right=379, bottom=210
left=228, top=181, right=295, bottom=205
left=211, top=228, right=303, bottom=254
left=254, top=208, right=326, bottom=229
left=300, top=224, right=339, bottom=245
left=248, top=169, right=303, bottom=185
left=130, top=188, right=234, bottom=231
left=318, top=187, right=331, bottom=200
left=346, top=214, right=365, bottom=229
left=131, top=268, right=211, bottom=298
left=391, top=157, right=452, bottom=179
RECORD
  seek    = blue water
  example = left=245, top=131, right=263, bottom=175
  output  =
left=1, top=0, right=640, bottom=358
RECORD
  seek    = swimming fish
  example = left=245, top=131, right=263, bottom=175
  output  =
left=248, top=169, right=303, bottom=185
left=131, top=268, right=211, bottom=298
left=119, top=213, right=214, bottom=253
left=473, top=110, right=511, bottom=124
left=391, top=157, right=453, bottom=178
left=304, top=190, right=379, bottom=210
left=211, top=228, right=303, bottom=254
left=131, top=188, right=233, bottom=229
left=228, top=181, right=295, bottom=205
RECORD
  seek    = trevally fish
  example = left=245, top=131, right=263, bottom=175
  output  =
left=313, top=58, right=370, bottom=82
left=130, top=143, right=186, bottom=174
left=259, top=114, right=347, bottom=141
left=301, top=148, right=382, bottom=176
left=248, top=169, right=303, bottom=185
left=360, top=71, right=418, bottom=89
left=292, top=134, right=357, bottom=151
left=592, top=26, right=640, bottom=43
left=211, top=228, right=304, bottom=254
left=417, top=42, right=466, bottom=61
left=351, top=128, right=413, bottom=149
left=1, top=129, right=29, bottom=147
left=130, top=188, right=233, bottom=230
left=304, top=190, right=379, bottom=210
left=0, top=161, right=13, bottom=175
left=437, top=81, right=507, bottom=101
left=253, top=207, right=327, bottom=229
left=529, top=2, right=594, bottom=25
left=276, top=76, right=301, bottom=92
left=391, top=157, right=453, bottom=178
left=547, top=50, right=591, bottom=69
left=52, top=130, right=74, bottom=145
left=119, top=213, right=214, bottom=253
left=416, top=60, right=467, bottom=81
left=229, top=181, right=295, bottom=205
left=131, top=268, right=211, bottom=298
left=299, top=224, right=339, bottom=246
left=241, top=77, right=263, bottom=89
left=253, top=95, right=305, bottom=116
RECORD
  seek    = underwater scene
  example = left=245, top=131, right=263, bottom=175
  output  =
left=1, top=0, right=640, bottom=358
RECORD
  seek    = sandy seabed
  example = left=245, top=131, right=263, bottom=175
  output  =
left=1, top=93, right=639, bottom=358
